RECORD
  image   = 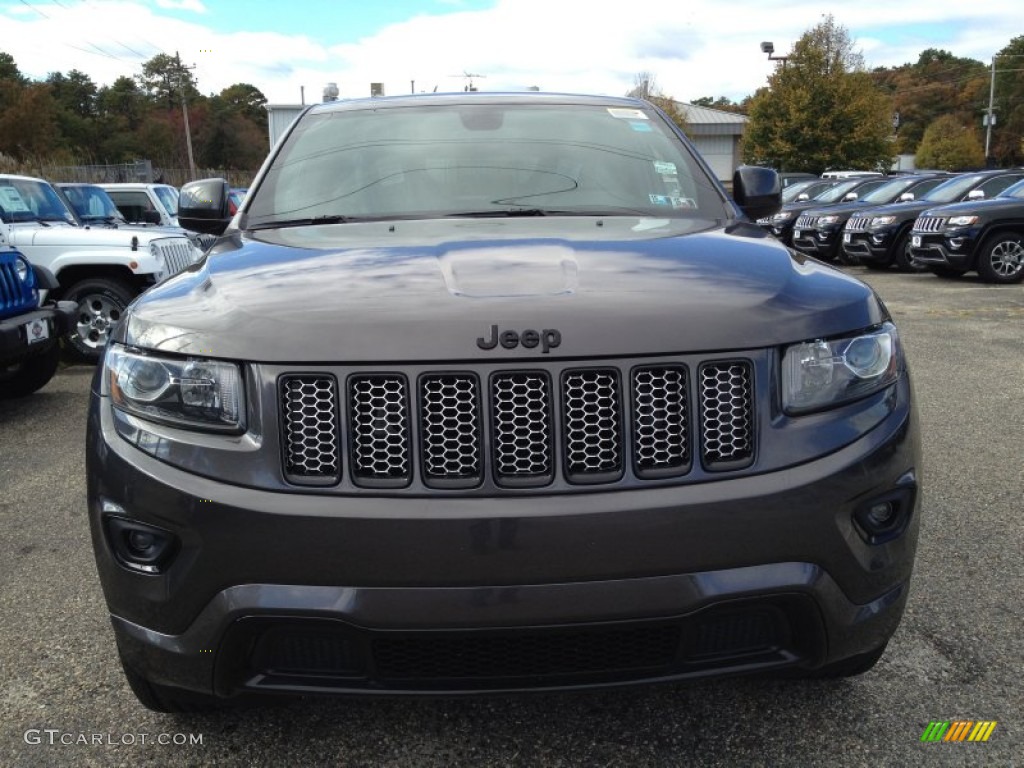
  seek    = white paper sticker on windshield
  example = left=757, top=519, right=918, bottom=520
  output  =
left=607, top=108, right=648, bottom=120
left=0, top=187, right=30, bottom=212
left=654, top=161, right=677, bottom=176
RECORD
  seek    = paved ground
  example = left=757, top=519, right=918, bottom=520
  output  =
left=1, top=267, right=1021, bottom=767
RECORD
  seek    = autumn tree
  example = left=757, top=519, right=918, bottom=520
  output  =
left=627, top=72, right=689, bottom=134
left=989, top=35, right=1024, bottom=165
left=743, top=16, right=894, bottom=173
left=915, top=115, right=985, bottom=170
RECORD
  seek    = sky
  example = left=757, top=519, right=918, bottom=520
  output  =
left=0, top=0, right=1019, bottom=105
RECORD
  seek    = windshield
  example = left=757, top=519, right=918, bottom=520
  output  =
left=923, top=174, right=984, bottom=203
left=60, top=185, right=125, bottom=222
left=813, top=179, right=863, bottom=204
left=246, top=101, right=726, bottom=226
left=0, top=177, right=77, bottom=224
left=999, top=179, right=1024, bottom=199
left=155, top=186, right=179, bottom=216
left=860, top=178, right=920, bottom=203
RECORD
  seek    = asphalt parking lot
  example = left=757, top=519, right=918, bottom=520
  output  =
left=1, top=266, right=1022, bottom=767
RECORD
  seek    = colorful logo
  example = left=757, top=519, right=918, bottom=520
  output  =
left=920, top=721, right=997, bottom=742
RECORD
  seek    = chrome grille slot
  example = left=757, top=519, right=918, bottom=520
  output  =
left=632, top=366, right=690, bottom=477
left=280, top=375, right=340, bottom=484
left=349, top=374, right=410, bottom=485
left=794, top=215, right=816, bottom=229
left=845, top=216, right=869, bottom=233
left=420, top=374, right=482, bottom=486
left=491, top=372, right=553, bottom=485
left=562, top=369, right=622, bottom=481
left=912, top=216, right=946, bottom=233
left=699, top=361, right=754, bottom=468
left=153, top=238, right=199, bottom=277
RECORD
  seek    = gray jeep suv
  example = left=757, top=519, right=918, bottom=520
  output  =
left=86, top=93, right=921, bottom=711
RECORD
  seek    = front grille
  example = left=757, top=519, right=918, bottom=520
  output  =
left=845, top=215, right=869, bottom=233
left=562, top=369, right=621, bottom=480
left=699, top=361, right=754, bottom=467
left=349, top=374, right=410, bottom=485
left=281, top=376, right=340, bottom=482
left=794, top=214, right=817, bottom=229
left=279, top=358, right=755, bottom=489
left=0, top=258, right=32, bottom=313
left=913, top=215, right=946, bottom=233
left=372, top=625, right=681, bottom=681
left=153, top=238, right=200, bottom=276
left=492, top=372, right=553, bottom=483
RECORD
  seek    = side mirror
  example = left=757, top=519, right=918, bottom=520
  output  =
left=178, top=178, right=231, bottom=235
left=142, top=209, right=163, bottom=225
left=966, top=189, right=985, bottom=201
left=898, top=192, right=915, bottom=202
left=732, top=165, right=781, bottom=221
left=843, top=192, right=858, bottom=202
left=796, top=193, right=810, bottom=201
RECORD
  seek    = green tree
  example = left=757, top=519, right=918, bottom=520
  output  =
left=0, top=82, right=61, bottom=157
left=915, top=115, right=985, bottom=170
left=743, top=15, right=894, bottom=173
left=139, top=53, right=199, bottom=110
left=218, top=83, right=268, bottom=126
left=690, top=96, right=747, bottom=114
left=989, top=35, right=1024, bottom=165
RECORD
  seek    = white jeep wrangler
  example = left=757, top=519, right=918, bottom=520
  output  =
left=0, top=174, right=203, bottom=361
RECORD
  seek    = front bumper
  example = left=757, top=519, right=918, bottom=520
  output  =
left=0, top=301, right=76, bottom=362
left=88, top=377, right=921, bottom=697
left=909, top=233, right=974, bottom=269
left=843, top=230, right=895, bottom=263
left=791, top=228, right=841, bottom=259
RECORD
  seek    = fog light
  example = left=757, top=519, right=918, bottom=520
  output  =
left=948, top=238, right=964, bottom=250
left=853, top=488, right=914, bottom=544
left=104, top=515, right=179, bottom=574
left=871, top=235, right=884, bottom=244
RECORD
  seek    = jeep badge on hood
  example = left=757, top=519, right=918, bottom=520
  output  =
left=477, top=325, right=562, bottom=353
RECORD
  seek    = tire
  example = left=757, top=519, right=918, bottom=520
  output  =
left=0, top=344, right=61, bottom=399
left=61, top=278, right=137, bottom=363
left=805, top=644, right=887, bottom=679
left=928, top=266, right=968, bottom=279
left=119, top=653, right=225, bottom=713
left=976, top=232, right=1024, bottom=284
left=893, top=232, right=927, bottom=273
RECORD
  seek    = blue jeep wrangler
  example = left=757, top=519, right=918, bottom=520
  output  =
left=1, top=247, right=77, bottom=398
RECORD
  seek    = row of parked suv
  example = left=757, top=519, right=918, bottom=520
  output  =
left=760, top=169, right=1024, bottom=283
left=1, top=176, right=211, bottom=397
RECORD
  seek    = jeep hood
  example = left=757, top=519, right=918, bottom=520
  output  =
left=6, top=223, right=182, bottom=248
left=123, top=217, right=887, bottom=362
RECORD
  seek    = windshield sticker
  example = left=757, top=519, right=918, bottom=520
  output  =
left=608, top=108, right=648, bottom=120
left=671, top=196, right=697, bottom=209
left=629, top=121, right=653, bottom=132
left=0, top=187, right=30, bottom=212
left=653, top=161, right=677, bottom=176
left=649, top=194, right=671, bottom=206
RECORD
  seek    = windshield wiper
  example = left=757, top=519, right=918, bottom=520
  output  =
left=248, top=214, right=366, bottom=230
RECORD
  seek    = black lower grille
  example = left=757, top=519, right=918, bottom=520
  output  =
left=373, top=625, right=681, bottom=681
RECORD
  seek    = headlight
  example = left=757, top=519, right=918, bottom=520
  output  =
left=782, top=324, right=900, bottom=414
left=772, top=211, right=795, bottom=223
left=14, top=255, right=33, bottom=284
left=947, top=215, right=978, bottom=227
left=869, top=216, right=897, bottom=227
left=816, top=215, right=839, bottom=226
left=106, top=345, right=244, bottom=432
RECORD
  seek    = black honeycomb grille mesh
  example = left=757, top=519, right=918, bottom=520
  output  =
left=699, top=362, right=754, bottom=465
left=632, top=366, right=689, bottom=473
left=562, top=370, right=621, bottom=476
left=491, top=372, right=552, bottom=479
left=281, top=376, right=339, bottom=480
left=279, top=361, right=754, bottom=485
left=420, top=374, right=481, bottom=481
left=349, top=374, right=410, bottom=480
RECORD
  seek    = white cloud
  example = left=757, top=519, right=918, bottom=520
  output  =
left=155, top=0, right=208, bottom=12
left=0, top=0, right=1019, bottom=107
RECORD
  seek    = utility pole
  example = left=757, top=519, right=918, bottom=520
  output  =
left=175, top=51, right=197, bottom=180
left=985, top=56, right=996, bottom=160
